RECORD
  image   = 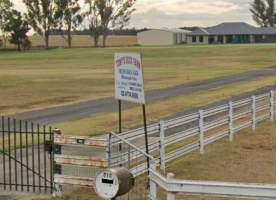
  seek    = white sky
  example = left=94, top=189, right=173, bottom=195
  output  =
left=11, top=0, right=254, bottom=28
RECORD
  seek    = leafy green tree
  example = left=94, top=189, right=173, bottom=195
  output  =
left=95, top=0, right=137, bottom=47
left=0, top=0, right=13, bottom=48
left=250, top=0, right=276, bottom=27
left=83, top=0, right=102, bottom=48
left=55, top=0, right=82, bottom=48
left=5, top=10, right=30, bottom=51
left=23, top=0, right=58, bottom=49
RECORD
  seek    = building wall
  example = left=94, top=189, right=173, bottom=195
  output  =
left=137, top=30, right=175, bottom=46
left=254, top=35, right=276, bottom=43
left=187, top=35, right=209, bottom=44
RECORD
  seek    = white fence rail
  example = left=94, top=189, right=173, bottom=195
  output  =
left=109, top=90, right=276, bottom=176
left=53, top=89, right=276, bottom=199
left=149, top=169, right=276, bottom=200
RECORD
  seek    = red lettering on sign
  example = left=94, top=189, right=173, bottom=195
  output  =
left=116, top=56, right=141, bottom=69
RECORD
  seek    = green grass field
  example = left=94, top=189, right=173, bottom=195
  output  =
left=1, top=44, right=276, bottom=115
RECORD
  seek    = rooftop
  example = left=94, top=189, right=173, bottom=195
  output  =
left=191, top=22, right=276, bottom=35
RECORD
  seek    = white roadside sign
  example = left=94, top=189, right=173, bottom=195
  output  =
left=115, top=53, right=145, bottom=104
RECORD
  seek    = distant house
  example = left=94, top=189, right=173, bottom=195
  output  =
left=188, top=22, right=276, bottom=44
left=137, top=28, right=191, bottom=46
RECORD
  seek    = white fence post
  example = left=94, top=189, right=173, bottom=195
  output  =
left=106, top=133, right=112, bottom=167
left=229, top=101, right=233, bottom=142
left=167, top=173, right=176, bottom=200
left=160, top=120, right=166, bottom=175
left=252, top=96, right=256, bottom=131
left=199, top=110, right=204, bottom=155
left=271, top=91, right=274, bottom=121
left=149, top=161, right=157, bottom=200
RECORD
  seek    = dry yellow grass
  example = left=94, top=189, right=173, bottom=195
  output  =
left=169, top=120, right=276, bottom=200
left=1, top=45, right=276, bottom=115
left=21, top=120, right=276, bottom=200
left=4, top=35, right=137, bottom=48
left=55, top=74, right=276, bottom=135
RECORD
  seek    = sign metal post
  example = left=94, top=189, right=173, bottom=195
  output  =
left=114, top=53, right=150, bottom=171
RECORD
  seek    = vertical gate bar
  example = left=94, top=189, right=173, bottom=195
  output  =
left=8, top=117, right=12, bottom=190
left=37, top=124, right=41, bottom=192
left=19, top=120, right=23, bottom=191
left=13, top=119, right=18, bottom=191
left=43, top=125, right=47, bottom=192
left=25, top=121, right=29, bottom=192
left=2, top=116, right=6, bottom=190
left=31, top=123, right=35, bottom=192
left=49, top=127, right=54, bottom=194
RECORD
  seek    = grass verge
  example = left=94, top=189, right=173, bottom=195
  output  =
left=168, top=120, right=276, bottom=200
left=22, top=120, right=276, bottom=200
left=55, top=75, right=276, bottom=135
left=1, top=44, right=276, bottom=114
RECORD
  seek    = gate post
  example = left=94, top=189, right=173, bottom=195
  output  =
left=252, top=96, right=256, bottom=131
left=52, top=128, right=62, bottom=197
left=229, top=101, right=234, bottom=142
left=159, top=120, right=166, bottom=175
left=199, top=110, right=205, bottom=155
left=270, top=91, right=274, bottom=121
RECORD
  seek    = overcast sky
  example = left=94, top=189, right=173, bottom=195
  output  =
left=11, top=0, right=255, bottom=28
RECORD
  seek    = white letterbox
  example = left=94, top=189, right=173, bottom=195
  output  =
left=95, top=167, right=135, bottom=199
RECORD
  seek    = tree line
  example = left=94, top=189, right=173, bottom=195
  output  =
left=0, top=0, right=136, bottom=50
left=1, top=0, right=276, bottom=51
left=50, top=28, right=148, bottom=36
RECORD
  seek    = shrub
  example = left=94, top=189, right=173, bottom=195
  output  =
left=22, top=38, right=32, bottom=50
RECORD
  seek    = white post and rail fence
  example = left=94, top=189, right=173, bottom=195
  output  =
left=51, top=89, right=276, bottom=199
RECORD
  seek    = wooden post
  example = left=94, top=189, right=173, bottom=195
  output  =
left=167, top=173, right=175, bottom=200
left=52, top=129, right=62, bottom=197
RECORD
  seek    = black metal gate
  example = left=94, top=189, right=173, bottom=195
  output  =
left=0, top=116, right=54, bottom=193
